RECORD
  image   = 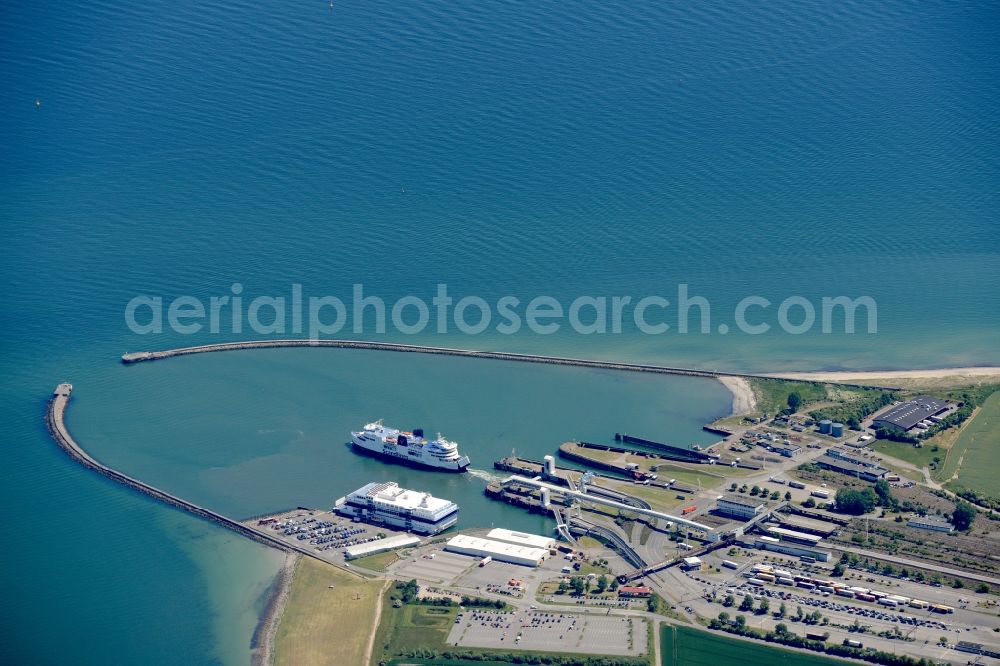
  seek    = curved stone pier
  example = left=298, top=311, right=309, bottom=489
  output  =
left=45, top=383, right=352, bottom=570
left=121, top=339, right=900, bottom=390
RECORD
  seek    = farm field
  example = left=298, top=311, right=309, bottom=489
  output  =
left=943, top=391, right=1000, bottom=497
left=660, top=625, right=849, bottom=666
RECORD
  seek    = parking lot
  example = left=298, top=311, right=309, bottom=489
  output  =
left=244, top=508, right=413, bottom=566
left=447, top=609, right=647, bottom=656
left=728, top=581, right=953, bottom=634
left=673, top=550, right=1000, bottom=658
left=388, top=543, right=571, bottom=593
left=456, top=559, right=539, bottom=590
left=389, top=550, right=477, bottom=584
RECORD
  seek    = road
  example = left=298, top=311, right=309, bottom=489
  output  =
left=363, top=579, right=390, bottom=666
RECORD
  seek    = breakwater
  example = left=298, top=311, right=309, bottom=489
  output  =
left=45, top=383, right=355, bottom=573
left=120, top=339, right=900, bottom=390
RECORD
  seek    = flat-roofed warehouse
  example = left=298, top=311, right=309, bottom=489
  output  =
left=445, top=534, right=548, bottom=567
left=873, top=396, right=951, bottom=433
left=486, top=528, right=555, bottom=550
left=778, top=515, right=838, bottom=538
left=765, top=525, right=822, bottom=546
left=815, top=455, right=889, bottom=482
left=345, top=534, right=421, bottom=559
left=753, top=535, right=832, bottom=562
left=907, top=516, right=955, bottom=533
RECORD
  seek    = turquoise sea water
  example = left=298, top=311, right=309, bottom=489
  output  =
left=2, top=0, right=998, bottom=663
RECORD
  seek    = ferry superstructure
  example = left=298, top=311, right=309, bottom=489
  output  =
left=350, top=421, right=471, bottom=472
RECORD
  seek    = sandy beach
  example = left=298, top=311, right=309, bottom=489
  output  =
left=770, top=366, right=1000, bottom=383
left=718, top=376, right=757, bottom=415
left=251, top=552, right=300, bottom=666
left=720, top=366, right=1000, bottom=415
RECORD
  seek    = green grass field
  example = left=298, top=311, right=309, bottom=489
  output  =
left=943, top=390, right=1000, bottom=497
left=871, top=438, right=939, bottom=469
left=660, top=625, right=849, bottom=666
left=372, top=597, right=459, bottom=663
left=274, top=558, right=384, bottom=666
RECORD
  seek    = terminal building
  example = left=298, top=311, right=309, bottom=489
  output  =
left=335, top=481, right=459, bottom=535
left=715, top=494, right=767, bottom=520
left=445, top=534, right=548, bottom=567
left=873, top=396, right=952, bottom=434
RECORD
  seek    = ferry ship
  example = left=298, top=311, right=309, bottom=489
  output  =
left=350, top=421, right=471, bottom=472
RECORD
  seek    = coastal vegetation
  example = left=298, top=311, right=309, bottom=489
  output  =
left=747, top=378, right=901, bottom=434
left=748, top=379, right=827, bottom=417
left=810, top=391, right=896, bottom=430
left=274, top=558, right=383, bottom=666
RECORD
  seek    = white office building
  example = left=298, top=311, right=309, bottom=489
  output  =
left=715, top=494, right=766, bottom=520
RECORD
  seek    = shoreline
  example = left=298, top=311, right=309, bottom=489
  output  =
left=717, top=376, right=756, bottom=416
left=765, top=366, right=1000, bottom=382
left=251, top=552, right=300, bottom=666
left=720, top=366, right=999, bottom=417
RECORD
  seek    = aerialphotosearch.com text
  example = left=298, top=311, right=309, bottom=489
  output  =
left=125, top=283, right=877, bottom=339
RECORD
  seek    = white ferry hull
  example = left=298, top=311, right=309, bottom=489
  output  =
left=350, top=440, right=471, bottom=472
